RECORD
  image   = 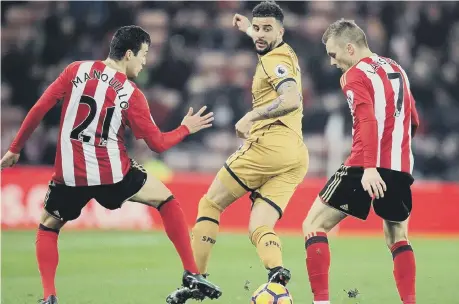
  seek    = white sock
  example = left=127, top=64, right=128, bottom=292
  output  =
left=314, top=301, right=330, bottom=304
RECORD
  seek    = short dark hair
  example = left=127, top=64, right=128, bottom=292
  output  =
left=322, top=19, right=368, bottom=47
left=108, top=25, right=151, bottom=61
left=252, top=1, right=284, bottom=24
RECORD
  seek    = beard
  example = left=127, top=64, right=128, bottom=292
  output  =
left=254, top=40, right=277, bottom=55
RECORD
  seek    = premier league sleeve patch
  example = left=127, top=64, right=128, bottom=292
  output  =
left=274, top=64, right=288, bottom=78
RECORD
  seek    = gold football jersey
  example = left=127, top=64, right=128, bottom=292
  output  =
left=251, top=42, right=303, bottom=138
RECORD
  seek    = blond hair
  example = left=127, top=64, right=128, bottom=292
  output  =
left=322, top=19, right=368, bottom=47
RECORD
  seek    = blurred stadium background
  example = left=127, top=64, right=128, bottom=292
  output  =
left=2, top=1, right=459, bottom=179
left=1, top=2, right=459, bottom=304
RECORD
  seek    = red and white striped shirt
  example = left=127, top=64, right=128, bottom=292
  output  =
left=10, top=61, right=190, bottom=186
left=340, top=55, right=420, bottom=174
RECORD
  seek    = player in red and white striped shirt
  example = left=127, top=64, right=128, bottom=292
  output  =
left=0, top=26, right=221, bottom=304
left=302, top=20, right=418, bottom=304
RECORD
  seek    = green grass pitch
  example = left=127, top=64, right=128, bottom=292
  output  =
left=2, top=231, right=458, bottom=304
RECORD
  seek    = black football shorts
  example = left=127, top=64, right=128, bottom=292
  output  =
left=319, top=165, right=414, bottom=222
left=43, top=159, right=147, bottom=221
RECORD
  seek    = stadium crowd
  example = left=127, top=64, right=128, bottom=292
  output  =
left=2, top=1, right=459, bottom=180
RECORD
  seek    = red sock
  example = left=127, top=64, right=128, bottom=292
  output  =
left=305, top=232, right=330, bottom=302
left=158, top=197, right=199, bottom=274
left=36, top=224, right=59, bottom=298
left=391, top=241, right=416, bottom=304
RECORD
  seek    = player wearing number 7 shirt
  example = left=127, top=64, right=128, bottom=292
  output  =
left=0, top=26, right=221, bottom=304
left=302, top=20, right=419, bottom=304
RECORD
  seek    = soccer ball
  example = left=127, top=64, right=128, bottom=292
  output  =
left=251, top=282, right=293, bottom=303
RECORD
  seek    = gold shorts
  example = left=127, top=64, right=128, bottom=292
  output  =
left=217, top=123, right=309, bottom=218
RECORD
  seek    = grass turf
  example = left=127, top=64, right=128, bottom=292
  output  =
left=1, top=230, right=458, bottom=304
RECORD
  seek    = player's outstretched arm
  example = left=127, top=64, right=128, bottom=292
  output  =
left=249, top=80, right=301, bottom=121
left=233, top=13, right=252, bottom=37
left=1, top=93, right=59, bottom=169
left=1, top=151, right=20, bottom=170
left=1, top=66, right=69, bottom=169
left=146, top=107, right=213, bottom=153
left=127, top=90, right=213, bottom=153
left=180, top=106, right=214, bottom=134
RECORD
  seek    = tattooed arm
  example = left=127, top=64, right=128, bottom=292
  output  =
left=234, top=79, right=301, bottom=139
left=247, top=80, right=302, bottom=122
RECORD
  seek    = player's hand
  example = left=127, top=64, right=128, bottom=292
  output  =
left=181, top=106, right=214, bottom=134
left=361, top=168, right=387, bottom=199
left=1, top=151, right=20, bottom=170
left=235, top=113, right=254, bottom=139
left=232, top=13, right=251, bottom=33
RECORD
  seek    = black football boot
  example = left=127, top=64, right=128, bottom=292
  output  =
left=38, top=295, right=58, bottom=304
left=182, top=271, right=222, bottom=300
left=268, top=266, right=291, bottom=286
left=166, top=287, right=204, bottom=304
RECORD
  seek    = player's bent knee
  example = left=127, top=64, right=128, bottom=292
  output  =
left=302, top=198, right=328, bottom=234
left=385, top=232, right=409, bottom=248
left=302, top=196, right=343, bottom=235
left=130, top=174, right=173, bottom=207
left=137, top=190, right=173, bottom=208
left=302, top=218, right=328, bottom=236
left=384, top=220, right=409, bottom=248
left=248, top=199, right=280, bottom=235
left=216, top=167, right=247, bottom=196
left=386, top=237, right=409, bottom=249
left=40, top=209, right=65, bottom=230
left=206, top=175, right=242, bottom=211
left=196, top=194, right=223, bottom=223
left=156, top=195, right=175, bottom=210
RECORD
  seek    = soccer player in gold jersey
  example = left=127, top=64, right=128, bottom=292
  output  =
left=191, top=1, right=308, bottom=286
